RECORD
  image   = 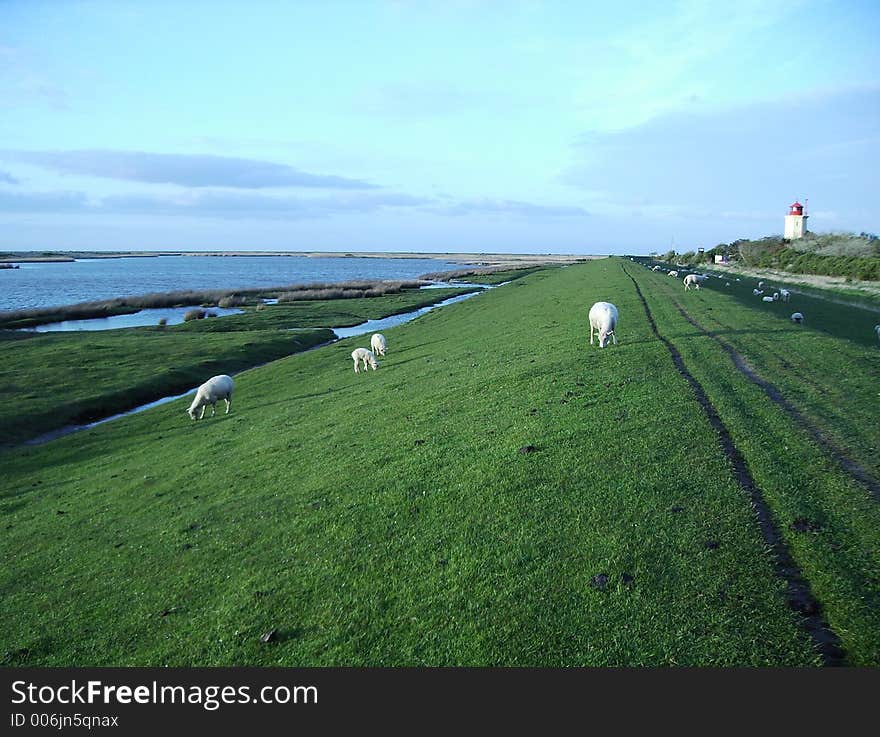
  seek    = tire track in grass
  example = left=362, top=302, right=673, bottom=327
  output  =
left=667, top=297, right=880, bottom=503
left=622, top=265, right=846, bottom=666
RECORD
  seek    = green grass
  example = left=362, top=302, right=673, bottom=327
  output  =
left=2, top=260, right=846, bottom=666
left=628, top=264, right=880, bottom=665
left=0, top=288, right=472, bottom=447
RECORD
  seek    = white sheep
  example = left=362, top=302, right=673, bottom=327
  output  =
left=351, top=347, right=379, bottom=373
left=683, top=274, right=706, bottom=290
left=187, top=374, right=234, bottom=420
left=791, top=312, right=805, bottom=324
left=779, top=288, right=791, bottom=302
left=753, top=289, right=764, bottom=296
left=589, top=301, right=619, bottom=348
left=874, top=324, right=880, bottom=341
left=725, top=282, right=731, bottom=287
left=370, top=333, right=387, bottom=357
left=668, top=270, right=678, bottom=277
left=762, top=296, right=775, bottom=303
left=772, top=292, right=780, bottom=301
left=758, top=281, right=764, bottom=288
left=652, top=265, right=662, bottom=271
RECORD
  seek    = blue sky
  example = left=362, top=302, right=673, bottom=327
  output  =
left=0, top=0, right=877, bottom=254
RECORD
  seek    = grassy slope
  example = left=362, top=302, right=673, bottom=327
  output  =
left=0, top=288, right=469, bottom=447
left=628, top=264, right=880, bottom=664
left=1, top=261, right=824, bottom=666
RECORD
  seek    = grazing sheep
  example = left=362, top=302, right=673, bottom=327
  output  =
left=187, top=375, right=234, bottom=420
left=762, top=296, right=775, bottom=303
left=652, top=265, right=662, bottom=271
left=725, top=282, right=731, bottom=287
left=351, top=347, right=379, bottom=373
left=668, top=270, right=678, bottom=277
left=589, top=301, right=619, bottom=348
left=753, top=289, right=764, bottom=296
left=683, top=274, right=706, bottom=290
left=874, top=324, right=880, bottom=341
left=791, top=312, right=805, bottom=324
left=772, top=292, right=780, bottom=301
left=370, top=333, right=387, bottom=357
left=779, top=288, right=791, bottom=302
left=758, top=281, right=764, bottom=288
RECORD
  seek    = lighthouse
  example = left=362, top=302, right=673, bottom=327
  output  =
left=784, top=200, right=808, bottom=240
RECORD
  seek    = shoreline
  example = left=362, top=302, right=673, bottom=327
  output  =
left=0, top=250, right=597, bottom=266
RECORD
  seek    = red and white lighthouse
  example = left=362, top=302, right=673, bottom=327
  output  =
left=784, top=199, right=808, bottom=239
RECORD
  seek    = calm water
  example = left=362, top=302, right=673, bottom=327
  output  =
left=0, top=255, right=466, bottom=312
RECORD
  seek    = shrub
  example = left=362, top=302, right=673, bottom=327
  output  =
left=157, top=318, right=167, bottom=327
left=183, top=309, right=206, bottom=322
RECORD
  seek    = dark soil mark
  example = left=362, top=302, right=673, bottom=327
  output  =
left=623, top=265, right=845, bottom=666
left=669, top=298, right=880, bottom=503
left=590, top=573, right=610, bottom=590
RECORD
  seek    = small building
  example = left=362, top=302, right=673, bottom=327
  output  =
left=784, top=200, right=809, bottom=239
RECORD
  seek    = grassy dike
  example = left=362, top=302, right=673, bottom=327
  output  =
left=2, top=260, right=836, bottom=666
left=628, top=264, right=880, bottom=665
left=0, top=287, right=472, bottom=446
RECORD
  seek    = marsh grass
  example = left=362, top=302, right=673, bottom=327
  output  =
left=0, top=280, right=427, bottom=329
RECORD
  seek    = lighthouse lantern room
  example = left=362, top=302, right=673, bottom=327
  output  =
left=784, top=199, right=809, bottom=239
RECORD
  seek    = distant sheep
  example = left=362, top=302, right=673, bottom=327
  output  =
left=351, top=347, right=379, bottom=373
left=874, top=324, right=880, bottom=341
left=753, top=289, right=764, bottom=296
left=762, top=296, right=775, bottom=303
left=370, top=333, right=387, bottom=357
left=589, top=301, right=619, bottom=349
left=683, top=274, right=706, bottom=290
left=758, top=281, right=764, bottom=288
left=791, top=312, right=805, bottom=324
left=187, top=375, right=234, bottom=420
left=772, top=292, right=780, bottom=301
left=668, top=270, right=678, bottom=277
left=725, top=282, right=731, bottom=287
left=652, top=265, right=662, bottom=271
left=779, top=288, right=791, bottom=302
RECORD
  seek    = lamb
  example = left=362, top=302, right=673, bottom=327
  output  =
left=683, top=274, right=706, bottom=290
left=187, top=374, right=234, bottom=420
left=762, top=296, right=775, bottom=303
left=589, top=301, right=619, bottom=348
left=779, top=288, right=791, bottom=302
left=351, top=347, right=379, bottom=373
left=370, top=333, right=387, bottom=357
left=791, top=312, right=805, bottom=324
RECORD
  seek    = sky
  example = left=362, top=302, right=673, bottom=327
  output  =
left=0, top=0, right=878, bottom=255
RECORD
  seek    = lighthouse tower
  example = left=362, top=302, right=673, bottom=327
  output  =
left=784, top=200, right=808, bottom=240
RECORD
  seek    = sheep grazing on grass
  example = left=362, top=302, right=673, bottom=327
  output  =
left=589, top=301, right=619, bottom=348
left=758, top=281, right=765, bottom=288
left=652, top=265, right=662, bottom=271
left=762, top=296, right=775, bottom=303
left=351, top=347, right=379, bottom=373
left=370, top=333, right=387, bottom=357
left=791, top=312, right=805, bottom=324
left=779, top=288, right=791, bottom=302
left=187, top=375, right=234, bottom=420
left=874, top=324, right=880, bottom=341
left=683, top=274, right=706, bottom=291
left=753, top=289, right=764, bottom=296
left=668, top=270, right=678, bottom=277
